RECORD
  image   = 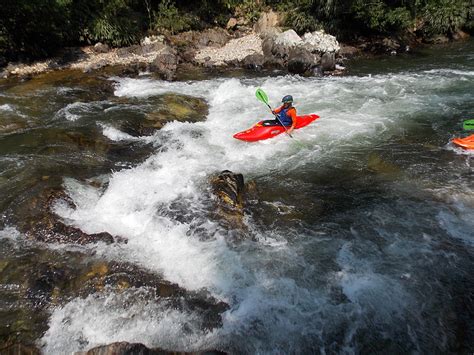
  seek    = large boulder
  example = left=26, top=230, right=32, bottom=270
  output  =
left=210, top=170, right=259, bottom=229
left=210, top=170, right=245, bottom=228
left=272, top=30, right=303, bottom=59
left=302, top=31, right=340, bottom=53
left=287, top=47, right=320, bottom=75
left=240, top=53, right=264, bottom=70
left=149, top=46, right=178, bottom=80
left=320, top=52, right=335, bottom=71
left=197, top=28, right=230, bottom=48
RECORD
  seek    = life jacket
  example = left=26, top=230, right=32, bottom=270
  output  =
left=278, top=107, right=295, bottom=126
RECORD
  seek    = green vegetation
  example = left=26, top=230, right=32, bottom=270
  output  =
left=0, top=0, right=472, bottom=62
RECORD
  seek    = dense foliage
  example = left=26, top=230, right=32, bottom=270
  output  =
left=0, top=0, right=472, bottom=61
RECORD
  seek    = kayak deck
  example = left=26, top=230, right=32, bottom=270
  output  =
left=233, top=114, right=320, bottom=142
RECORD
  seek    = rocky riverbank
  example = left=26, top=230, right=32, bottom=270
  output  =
left=0, top=10, right=362, bottom=81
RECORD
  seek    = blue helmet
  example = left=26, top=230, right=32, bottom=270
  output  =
left=282, top=95, right=293, bottom=103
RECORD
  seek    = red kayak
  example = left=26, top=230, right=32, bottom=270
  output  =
left=233, top=114, right=320, bottom=142
left=452, top=134, right=474, bottom=150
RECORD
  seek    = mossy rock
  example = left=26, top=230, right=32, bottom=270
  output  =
left=121, top=93, right=209, bottom=136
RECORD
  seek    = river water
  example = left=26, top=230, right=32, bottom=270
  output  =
left=1, top=40, right=473, bottom=353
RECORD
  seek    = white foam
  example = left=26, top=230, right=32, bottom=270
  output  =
left=0, top=226, right=22, bottom=241
left=55, top=101, right=107, bottom=121
left=98, top=123, right=147, bottom=142
left=40, top=289, right=217, bottom=354
left=0, top=104, right=15, bottom=112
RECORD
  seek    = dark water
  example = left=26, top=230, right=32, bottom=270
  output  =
left=1, top=40, right=473, bottom=353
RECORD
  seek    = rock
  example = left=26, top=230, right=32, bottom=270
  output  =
left=77, top=342, right=160, bottom=355
left=16, top=188, right=117, bottom=245
left=274, top=30, right=303, bottom=51
left=77, top=342, right=227, bottom=355
left=320, top=52, right=335, bottom=71
left=269, top=30, right=309, bottom=61
left=121, top=93, right=208, bottom=136
left=116, top=45, right=142, bottom=58
left=27, top=264, right=68, bottom=309
left=452, top=30, right=470, bottom=41
left=141, top=41, right=166, bottom=56
left=262, top=36, right=275, bottom=58
left=339, top=44, right=360, bottom=58
left=253, top=10, right=281, bottom=35
left=227, top=17, right=238, bottom=30
left=302, top=31, right=340, bottom=53
left=149, top=46, right=178, bottom=80
left=311, top=66, right=324, bottom=76
left=287, top=47, right=319, bottom=75
left=211, top=170, right=244, bottom=212
left=210, top=170, right=245, bottom=228
left=93, top=42, right=110, bottom=54
left=425, top=35, right=450, bottom=44
left=382, top=37, right=400, bottom=51
left=240, top=53, right=264, bottom=70
left=83, top=59, right=109, bottom=72
left=140, top=35, right=165, bottom=46
left=367, top=153, right=400, bottom=175
left=178, top=48, right=197, bottom=63
left=197, top=28, right=230, bottom=48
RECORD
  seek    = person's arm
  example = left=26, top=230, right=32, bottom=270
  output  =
left=272, top=105, right=283, bottom=114
left=287, top=108, right=297, bottom=134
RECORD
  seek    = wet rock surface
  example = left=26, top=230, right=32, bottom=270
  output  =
left=0, top=237, right=228, bottom=352
left=210, top=170, right=259, bottom=228
left=121, top=94, right=209, bottom=136
left=77, top=342, right=226, bottom=355
left=14, top=188, right=117, bottom=245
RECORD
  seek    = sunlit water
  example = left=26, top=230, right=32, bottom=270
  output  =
left=1, top=40, right=473, bottom=353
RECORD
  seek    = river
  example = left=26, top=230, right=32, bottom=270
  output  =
left=0, top=40, right=473, bottom=353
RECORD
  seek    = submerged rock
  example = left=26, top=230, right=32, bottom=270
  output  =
left=15, top=188, right=116, bottom=245
left=121, top=93, right=208, bottom=136
left=367, top=153, right=401, bottom=176
left=77, top=342, right=226, bottom=355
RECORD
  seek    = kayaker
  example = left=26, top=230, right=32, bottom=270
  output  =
left=262, top=95, right=297, bottom=134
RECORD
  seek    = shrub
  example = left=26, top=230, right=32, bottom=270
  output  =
left=152, top=0, right=196, bottom=34
left=421, top=0, right=470, bottom=35
left=285, top=10, right=321, bottom=34
left=0, top=0, right=71, bottom=59
left=72, top=0, right=142, bottom=47
left=351, top=0, right=413, bottom=34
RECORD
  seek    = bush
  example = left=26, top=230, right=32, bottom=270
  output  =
left=351, top=0, right=413, bottom=34
left=152, top=0, right=197, bottom=34
left=421, top=0, right=470, bottom=35
left=0, top=0, right=71, bottom=59
left=72, top=0, right=142, bottom=47
left=285, top=10, right=321, bottom=34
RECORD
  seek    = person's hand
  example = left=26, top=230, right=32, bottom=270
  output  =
left=271, top=110, right=276, bottom=115
left=287, top=126, right=294, bottom=134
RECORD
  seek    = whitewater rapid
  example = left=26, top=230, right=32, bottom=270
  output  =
left=40, top=69, right=473, bottom=353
